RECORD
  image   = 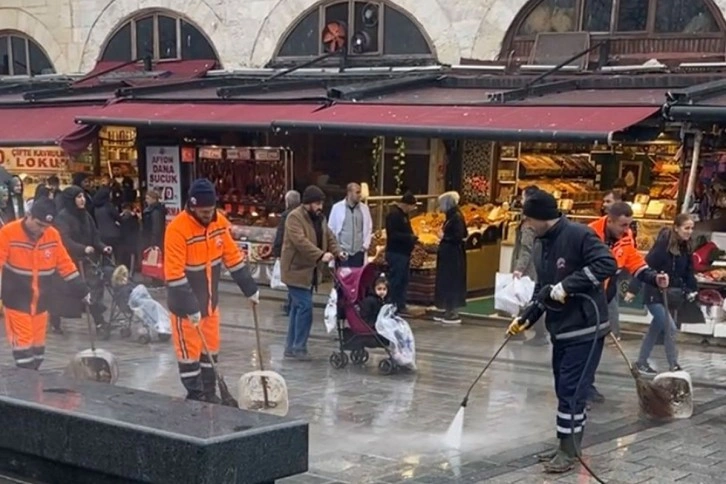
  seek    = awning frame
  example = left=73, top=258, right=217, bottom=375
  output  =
left=272, top=120, right=626, bottom=144
left=74, top=117, right=277, bottom=130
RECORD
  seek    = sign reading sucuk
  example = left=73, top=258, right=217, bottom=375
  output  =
left=0, top=147, right=70, bottom=173
left=146, top=146, right=181, bottom=222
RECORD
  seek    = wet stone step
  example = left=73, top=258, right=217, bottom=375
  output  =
left=0, top=367, right=308, bottom=484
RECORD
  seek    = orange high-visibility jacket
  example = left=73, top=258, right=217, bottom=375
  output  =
left=165, top=210, right=257, bottom=317
left=0, top=220, right=85, bottom=314
left=589, top=216, right=648, bottom=279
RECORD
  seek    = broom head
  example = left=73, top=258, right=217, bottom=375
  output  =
left=652, top=370, right=694, bottom=419
left=238, top=370, right=289, bottom=416
left=65, top=349, right=119, bottom=384
left=635, top=369, right=693, bottom=420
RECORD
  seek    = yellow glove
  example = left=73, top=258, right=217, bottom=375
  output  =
left=506, top=317, right=526, bottom=336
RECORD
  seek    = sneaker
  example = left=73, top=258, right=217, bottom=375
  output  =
left=441, top=312, right=462, bottom=325
left=284, top=350, right=295, bottom=359
left=636, top=363, right=657, bottom=375
left=670, top=364, right=683, bottom=372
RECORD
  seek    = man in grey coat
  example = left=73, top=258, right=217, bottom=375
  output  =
left=511, top=186, right=547, bottom=345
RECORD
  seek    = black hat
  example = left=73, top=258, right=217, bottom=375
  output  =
left=400, top=191, right=417, bottom=205
left=188, top=179, right=217, bottom=208
left=30, top=197, right=57, bottom=224
left=523, top=191, right=559, bottom=221
left=302, top=185, right=325, bottom=204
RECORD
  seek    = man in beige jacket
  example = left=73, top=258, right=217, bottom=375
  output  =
left=281, top=185, right=342, bottom=360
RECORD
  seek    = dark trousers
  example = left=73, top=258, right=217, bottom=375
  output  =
left=286, top=287, right=314, bottom=353
left=386, top=251, right=410, bottom=311
left=552, top=337, right=604, bottom=439
left=339, top=251, right=365, bottom=268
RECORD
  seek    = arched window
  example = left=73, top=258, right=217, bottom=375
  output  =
left=0, top=32, right=55, bottom=76
left=271, top=0, right=435, bottom=67
left=100, top=12, right=218, bottom=62
left=503, top=0, right=725, bottom=64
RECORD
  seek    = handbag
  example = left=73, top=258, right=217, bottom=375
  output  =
left=664, top=287, right=684, bottom=311
left=141, top=246, right=164, bottom=280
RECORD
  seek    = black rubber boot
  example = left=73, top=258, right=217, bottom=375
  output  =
left=543, top=435, right=577, bottom=473
left=536, top=446, right=559, bottom=462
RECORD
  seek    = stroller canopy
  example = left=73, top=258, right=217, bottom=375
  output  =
left=335, top=264, right=380, bottom=304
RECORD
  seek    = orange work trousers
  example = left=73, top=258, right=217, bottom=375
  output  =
left=4, top=308, right=48, bottom=369
left=171, top=309, right=220, bottom=362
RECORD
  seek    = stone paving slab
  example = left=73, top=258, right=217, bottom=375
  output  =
left=2, top=297, right=726, bottom=484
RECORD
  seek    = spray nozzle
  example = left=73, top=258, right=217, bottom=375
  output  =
left=460, top=397, right=468, bottom=408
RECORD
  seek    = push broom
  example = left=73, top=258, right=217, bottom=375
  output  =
left=238, top=304, right=289, bottom=416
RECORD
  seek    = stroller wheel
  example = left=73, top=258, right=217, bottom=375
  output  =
left=138, top=334, right=151, bottom=345
left=120, top=327, right=132, bottom=338
left=158, top=333, right=172, bottom=343
left=351, top=349, right=370, bottom=365
left=378, top=358, right=394, bottom=375
left=329, top=352, right=348, bottom=369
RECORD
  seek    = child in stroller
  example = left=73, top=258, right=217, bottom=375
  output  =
left=111, top=265, right=172, bottom=344
left=329, top=266, right=414, bottom=375
left=359, top=275, right=390, bottom=329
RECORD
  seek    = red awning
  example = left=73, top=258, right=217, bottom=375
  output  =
left=75, top=101, right=324, bottom=129
left=0, top=104, right=103, bottom=146
left=272, top=104, right=660, bottom=143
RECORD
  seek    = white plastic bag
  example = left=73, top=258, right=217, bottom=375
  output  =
left=494, top=273, right=535, bottom=317
left=324, top=288, right=337, bottom=333
left=128, top=284, right=171, bottom=335
left=375, top=304, right=416, bottom=369
left=270, top=259, right=286, bottom=290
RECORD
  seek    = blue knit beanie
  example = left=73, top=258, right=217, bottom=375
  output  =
left=188, top=179, right=217, bottom=208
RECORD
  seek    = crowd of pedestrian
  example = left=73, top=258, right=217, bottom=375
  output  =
left=1, top=172, right=169, bottom=335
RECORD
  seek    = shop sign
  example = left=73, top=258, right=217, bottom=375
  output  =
left=146, top=146, right=182, bottom=222
left=0, top=147, right=70, bottom=173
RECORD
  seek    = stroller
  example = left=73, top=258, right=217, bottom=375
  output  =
left=111, top=265, right=172, bottom=344
left=329, top=264, right=399, bottom=375
left=84, top=255, right=133, bottom=341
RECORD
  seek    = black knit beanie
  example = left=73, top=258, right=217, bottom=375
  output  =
left=523, top=191, right=560, bottom=221
left=302, top=185, right=325, bottom=204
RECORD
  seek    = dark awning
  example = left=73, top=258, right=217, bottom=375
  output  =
left=75, top=101, right=324, bottom=129
left=0, top=104, right=103, bottom=146
left=272, top=103, right=660, bottom=143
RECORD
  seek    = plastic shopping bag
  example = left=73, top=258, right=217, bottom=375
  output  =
left=375, top=304, right=416, bottom=369
left=141, top=247, right=164, bottom=280
left=494, top=272, right=535, bottom=317
left=324, top=288, right=337, bottom=333
left=270, top=259, right=286, bottom=290
left=129, top=284, right=172, bottom=336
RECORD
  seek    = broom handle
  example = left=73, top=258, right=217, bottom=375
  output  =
left=609, top=332, right=635, bottom=369
left=252, top=305, right=270, bottom=407
left=194, top=324, right=222, bottom=383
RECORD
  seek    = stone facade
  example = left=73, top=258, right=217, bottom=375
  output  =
left=0, top=0, right=534, bottom=74
left=4, top=0, right=726, bottom=75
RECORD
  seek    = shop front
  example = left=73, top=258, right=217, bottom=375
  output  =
left=0, top=103, right=102, bottom=201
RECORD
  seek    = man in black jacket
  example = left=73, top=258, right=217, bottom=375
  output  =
left=507, top=191, right=617, bottom=474
left=273, top=190, right=300, bottom=315
left=385, top=192, right=418, bottom=313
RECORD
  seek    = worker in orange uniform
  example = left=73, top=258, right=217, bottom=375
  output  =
left=586, top=201, right=668, bottom=404
left=0, top=198, right=88, bottom=369
left=165, top=179, right=259, bottom=403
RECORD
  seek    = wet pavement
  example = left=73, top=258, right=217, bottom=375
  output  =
left=3, top=294, right=726, bottom=484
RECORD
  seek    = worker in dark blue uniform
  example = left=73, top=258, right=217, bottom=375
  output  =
left=507, top=191, right=617, bottom=474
